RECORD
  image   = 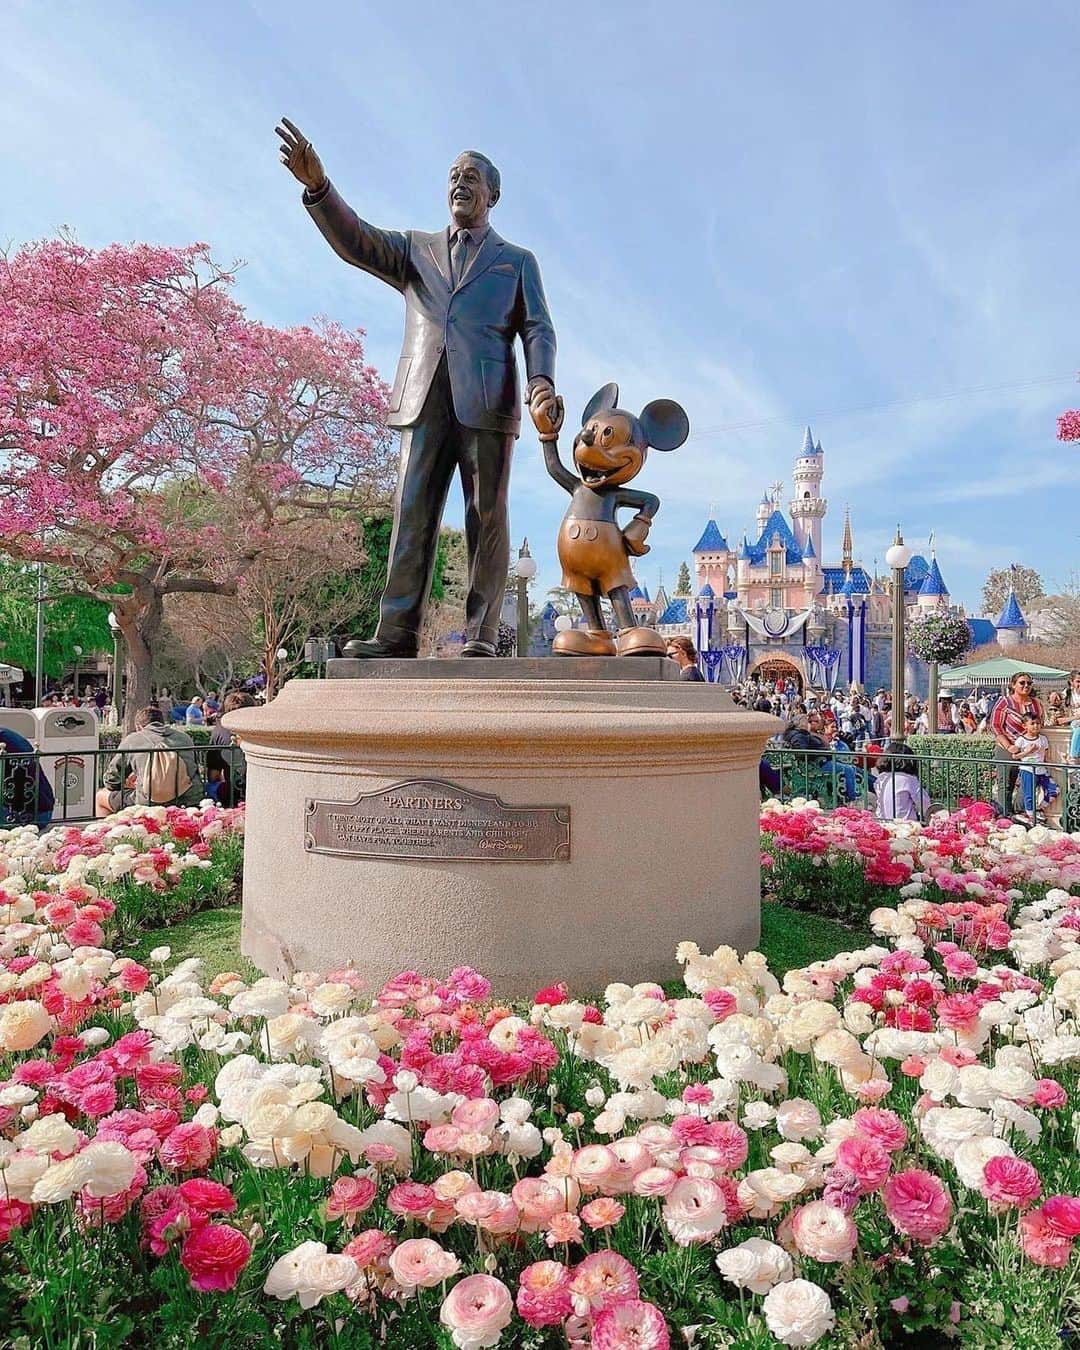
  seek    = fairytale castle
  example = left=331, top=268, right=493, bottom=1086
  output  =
left=624, top=427, right=963, bottom=690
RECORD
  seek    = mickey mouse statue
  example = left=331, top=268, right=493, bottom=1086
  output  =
left=532, top=382, right=690, bottom=656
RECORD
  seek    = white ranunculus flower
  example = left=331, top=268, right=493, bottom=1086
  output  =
left=775, top=1099, right=822, bottom=1142
left=0, top=1150, right=50, bottom=1202
left=762, top=1279, right=836, bottom=1347
left=716, top=1237, right=793, bottom=1294
left=80, top=1140, right=138, bottom=1198
left=16, top=1113, right=80, bottom=1157
left=31, top=1153, right=92, bottom=1204
left=953, top=1135, right=1012, bottom=1190
left=0, top=1000, right=53, bottom=1052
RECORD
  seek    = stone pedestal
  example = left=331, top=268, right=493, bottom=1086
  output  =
left=225, top=666, right=779, bottom=996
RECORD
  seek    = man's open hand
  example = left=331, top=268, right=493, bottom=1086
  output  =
left=276, top=118, right=327, bottom=193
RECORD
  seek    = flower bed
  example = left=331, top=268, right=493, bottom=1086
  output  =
left=1, top=838, right=1079, bottom=1346
left=761, top=799, right=1080, bottom=926
left=0, top=804, right=246, bottom=946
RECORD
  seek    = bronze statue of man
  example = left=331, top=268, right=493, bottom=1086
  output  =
left=277, top=119, right=558, bottom=658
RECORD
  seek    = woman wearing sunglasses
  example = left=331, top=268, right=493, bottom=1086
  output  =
left=989, top=672, right=1044, bottom=818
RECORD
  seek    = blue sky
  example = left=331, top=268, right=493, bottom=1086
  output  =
left=4, top=1, right=1079, bottom=615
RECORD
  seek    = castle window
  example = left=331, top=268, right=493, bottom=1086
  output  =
left=769, top=553, right=782, bottom=577
left=770, top=588, right=783, bottom=609
left=803, top=491, right=810, bottom=499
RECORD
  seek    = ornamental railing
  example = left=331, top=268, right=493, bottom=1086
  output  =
left=762, top=745, right=1079, bottom=831
left=0, top=744, right=245, bottom=828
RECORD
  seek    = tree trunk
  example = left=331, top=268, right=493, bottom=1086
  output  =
left=928, top=661, right=939, bottom=734
left=116, top=588, right=163, bottom=732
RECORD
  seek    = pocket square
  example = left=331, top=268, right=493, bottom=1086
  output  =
left=491, top=263, right=516, bottom=275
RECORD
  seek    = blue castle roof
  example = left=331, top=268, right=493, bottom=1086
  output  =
left=800, top=425, right=821, bottom=457
left=995, top=591, right=1027, bottom=630
left=918, top=557, right=949, bottom=597
left=698, top=583, right=716, bottom=598
left=900, top=554, right=930, bottom=591
left=967, top=618, right=997, bottom=647
left=540, top=601, right=558, bottom=618
left=629, top=585, right=651, bottom=602
left=840, top=572, right=858, bottom=596
left=659, top=598, right=689, bottom=624
left=803, top=534, right=816, bottom=559
left=820, top=566, right=872, bottom=594
left=742, top=510, right=803, bottom=565
left=692, top=519, right=729, bottom=552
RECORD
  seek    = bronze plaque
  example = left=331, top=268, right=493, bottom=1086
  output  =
left=305, top=779, right=570, bottom=862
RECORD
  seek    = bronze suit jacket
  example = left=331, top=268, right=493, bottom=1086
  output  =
left=304, top=181, right=556, bottom=437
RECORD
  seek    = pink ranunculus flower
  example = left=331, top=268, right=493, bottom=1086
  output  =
left=791, top=1201, right=858, bottom=1264
left=177, top=1178, right=237, bottom=1217
left=179, top=1222, right=251, bottom=1292
left=515, top=1260, right=573, bottom=1329
left=1042, top=1195, right=1080, bottom=1238
left=571, top=1144, right=618, bottom=1193
left=511, top=1176, right=576, bottom=1232
left=632, top=1167, right=679, bottom=1198
left=662, top=1178, right=729, bottom=1246
left=1019, top=1207, right=1075, bottom=1267
left=581, top=1197, right=625, bottom=1231
left=439, top=1273, right=513, bottom=1348
left=388, top=1237, right=460, bottom=1290
left=834, top=1135, right=891, bottom=1194
left=569, top=1250, right=639, bottom=1316
left=325, top=1173, right=377, bottom=1222
left=592, top=1298, right=671, bottom=1350
left=387, top=1181, right=436, bottom=1218
left=1032, top=1079, right=1068, bottom=1109
left=883, top=1169, right=952, bottom=1245
left=850, top=1107, right=908, bottom=1153
left=342, top=1228, right=394, bottom=1270
left=980, top=1156, right=1041, bottom=1211
left=545, top=1210, right=584, bottom=1248
left=451, top=1097, right=501, bottom=1134
left=159, top=1122, right=217, bottom=1172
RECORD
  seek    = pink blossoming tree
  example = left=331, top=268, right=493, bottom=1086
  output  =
left=0, top=237, right=393, bottom=722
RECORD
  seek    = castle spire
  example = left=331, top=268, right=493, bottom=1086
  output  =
left=841, top=507, right=854, bottom=575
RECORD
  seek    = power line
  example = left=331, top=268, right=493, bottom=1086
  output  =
left=685, top=373, right=1076, bottom=442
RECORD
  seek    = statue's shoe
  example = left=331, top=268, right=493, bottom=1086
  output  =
left=615, top=626, right=667, bottom=656
left=460, top=640, right=497, bottom=658
left=552, top=628, right=617, bottom=657
left=341, top=637, right=418, bottom=659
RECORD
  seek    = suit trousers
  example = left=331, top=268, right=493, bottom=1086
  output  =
left=377, top=358, right=514, bottom=648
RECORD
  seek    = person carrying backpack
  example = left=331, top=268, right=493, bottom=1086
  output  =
left=95, top=705, right=205, bottom=816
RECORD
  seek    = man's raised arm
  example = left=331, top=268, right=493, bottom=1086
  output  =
left=276, top=117, right=408, bottom=291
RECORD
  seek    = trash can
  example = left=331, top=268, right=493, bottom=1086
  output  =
left=36, top=707, right=100, bottom=820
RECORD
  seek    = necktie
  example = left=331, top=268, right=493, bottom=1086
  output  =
left=451, top=228, right=471, bottom=286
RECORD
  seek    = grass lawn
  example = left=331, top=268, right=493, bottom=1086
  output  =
left=125, top=900, right=870, bottom=987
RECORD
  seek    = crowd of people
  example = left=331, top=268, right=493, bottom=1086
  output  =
left=728, top=668, right=1080, bottom=827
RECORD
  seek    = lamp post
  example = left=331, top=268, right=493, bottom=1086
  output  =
left=72, top=645, right=82, bottom=699
left=514, top=540, right=537, bottom=658
left=107, top=612, right=122, bottom=724
left=884, top=527, right=913, bottom=751
left=34, top=561, right=46, bottom=706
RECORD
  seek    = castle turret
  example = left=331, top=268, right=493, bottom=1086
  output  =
left=916, top=555, right=950, bottom=611
left=995, top=590, right=1028, bottom=649
left=755, top=492, right=772, bottom=533
left=789, top=425, right=827, bottom=560
left=692, top=518, right=730, bottom=595
left=840, top=507, right=854, bottom=575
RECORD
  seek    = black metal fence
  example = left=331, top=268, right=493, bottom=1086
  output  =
left=0, top=744, right=246, bottom=828
left=763, top=745, right=1079, bottom=829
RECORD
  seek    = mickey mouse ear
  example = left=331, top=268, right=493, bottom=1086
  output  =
left=639, top=399, right=690, bottom=451
left=581, top=383, right=619, bottom=425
